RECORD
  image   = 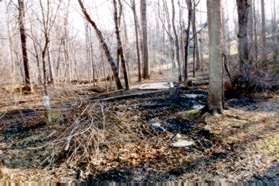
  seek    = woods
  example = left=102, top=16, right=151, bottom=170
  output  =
left=0, top=0, right=279, bottom=184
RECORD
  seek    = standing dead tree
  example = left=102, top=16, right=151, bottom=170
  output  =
left=78, top=0, right=123, bottom=90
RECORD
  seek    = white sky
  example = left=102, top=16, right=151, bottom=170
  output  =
left=0, top=0, right=278, bottom=39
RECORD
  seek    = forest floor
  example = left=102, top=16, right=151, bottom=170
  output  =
left=0, top=72, right=278, bottom=183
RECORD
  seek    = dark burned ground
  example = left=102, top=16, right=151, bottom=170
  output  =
left=0, top=87, right=278, bottom=183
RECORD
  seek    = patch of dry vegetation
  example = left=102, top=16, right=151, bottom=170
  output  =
left=0, top=86, right=278, bottom=183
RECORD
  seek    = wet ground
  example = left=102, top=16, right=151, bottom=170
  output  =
left=0, top=85, right=278, bottom=183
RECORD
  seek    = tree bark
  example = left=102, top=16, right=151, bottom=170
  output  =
left=236, top=0, right=250, bottom=70
left=272, top=0, right=278, bottom=61
left=47, top=45, right=54, bottom=84
left=113, top=0, right=130, bottom=90
left=42, top=34, right=49, bottom=95
left=18, top=0, right=31, bottom=92
left=252, top=0, right=258, bottom=61
left=247, top=0, right=254, bottom=61
left=131, top=0, right=142, bottom=82
left=78, top=0, right=123, bottom=90
left=207, top=0, right=223, bottom=114
left=260, top=0, right=266, bottom=60
left=192, top=1, right=200, bottom=74
left=140, top=0, right=149, bottom=79
left=162, top=0, right=175, bottom=70
left=171, top=0, right=182, bottom=82
left=184, top=0, right=192, bottom=86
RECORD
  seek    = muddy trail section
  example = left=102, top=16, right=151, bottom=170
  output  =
left=0, top=85, right=278, bottom=183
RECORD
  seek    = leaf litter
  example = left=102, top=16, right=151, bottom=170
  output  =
left=0, top=88, right=278, bottom=183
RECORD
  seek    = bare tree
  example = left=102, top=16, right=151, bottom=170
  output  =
left=85, top=24, right=96, bottom=85
left=184, top=0, right=192, bottom=86
left=272, top=0, right=278, bottom=61
left=236, top=0, right=250, bottom=73
left=252, top=0, right=258, bottom=61
left=130, top=0, right=142, bottom=82
left=78, top=0, right=123, bottom=90
left=159, top=0, right=175, bottom=71
left=35, top=0, right=61, bottom=95
left=18, top=0, right=31, bottom=92
left=113, top=0, right=130, bottom=90
left=192, top=0, right=201, bottom=77
left=248, top=0, right=256, bottom=61
left=207, top=0, right=223, bottom=114
left=260, top=0, right=266, bottom=60
left=171, top=0, right=182, bottom=82
left=140, top=0, right=149, bottom=79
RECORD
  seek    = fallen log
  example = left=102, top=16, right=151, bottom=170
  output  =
left=100, top=89, right=170, bottom=102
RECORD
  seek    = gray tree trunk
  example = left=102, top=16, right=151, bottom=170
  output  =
left=207, top=0, right=223, bottom=114
left=171, top=0, right=182, bottom=82
left=192, top=1, right=200, bottom=73
left=272, top=0, right=278, bottom=61
left=113, top=0, right=130, bottom=90
left=236, top=0, right=250, bottom=70
left=140, top=0, right=149, bottom=79
left=252, top=0, right=258, bottom=61
left=162, top=0, right=176, bottom=70
left=261, top=0, right=267, bottom=60
left=131, top=0, right=142, bottom=82
left=184, top=0, right=192, bottom=86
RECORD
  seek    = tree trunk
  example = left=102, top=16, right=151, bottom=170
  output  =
left=30, top=23, right=42, bottom=84
left=272, top=0, right=278, bottom=61
left=248, top=0, right=254, bottom=61
left=252, top=0, right=258, bottom=61
left=42, top=36, right=49, bottom=95
left=207, top=0, right=223, bottom=114
left=260, top=0, right=266, bottom=60
left=192, top=1, right=200, bottom=74
left=162, top=0, right=176, bottom=71
left=236, top=0, right=250, bottom=71
left=113, top=0, right=130, bottom=90
left=192, top=5, right=196, bottom=79
left=131, top=0, right=142, bottom=82
left=184, top=0, right=192, bottom=86
left=18, top=0, right=31, bottom=92
left=78, top=0, right=123, bottom=90
left=178, top=0, right=185, bottom=67
left=171, top=0, right=182, bottom=82
left=140, top=0, right=149, bottom=79
left=194, top=5, right=200, bottom=72
left=47, top=46, right=54, bottom=84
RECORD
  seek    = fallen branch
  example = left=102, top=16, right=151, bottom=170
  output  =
left=100, top=90, right=169, bottom=102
